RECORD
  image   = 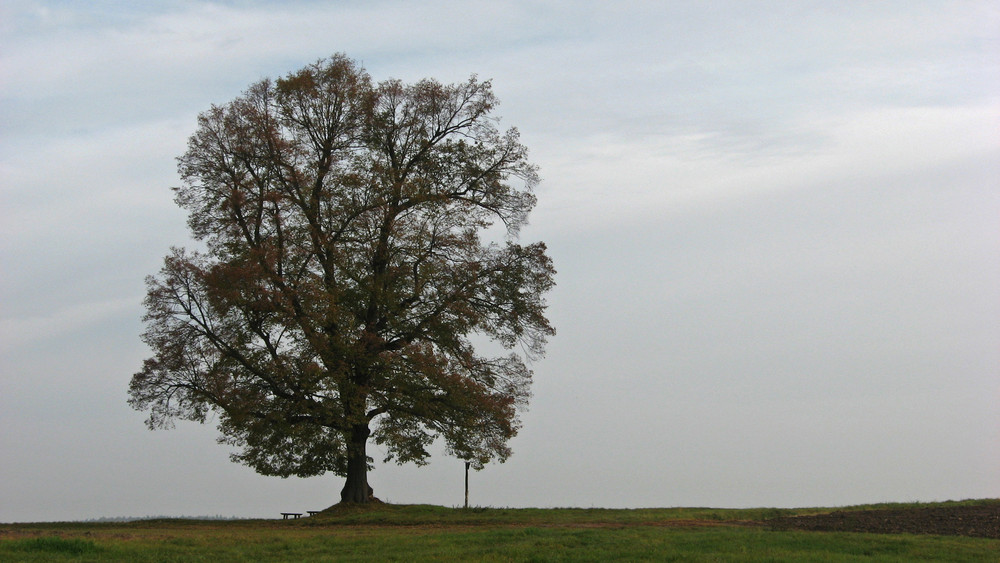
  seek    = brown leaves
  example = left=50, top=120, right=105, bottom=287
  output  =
left=131, top=54, right=554, bottom=480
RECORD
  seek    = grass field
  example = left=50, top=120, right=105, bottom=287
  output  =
left=1, top=501, right=997, bottom=562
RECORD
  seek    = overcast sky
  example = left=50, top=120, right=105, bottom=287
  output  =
left=2, top=1, right=998, bottom=522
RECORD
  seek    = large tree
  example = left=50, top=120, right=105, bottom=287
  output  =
left=129, top=55, right=554, bottom=504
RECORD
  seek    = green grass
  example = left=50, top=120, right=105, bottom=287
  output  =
left=2, top=536, right=102, bottom=556
left=1, top=500, right=996, bottom=562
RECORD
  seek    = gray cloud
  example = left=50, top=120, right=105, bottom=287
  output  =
left=1, top=0, right=997, bottom=520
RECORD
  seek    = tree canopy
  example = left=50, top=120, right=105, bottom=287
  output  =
left=129, top=55, right=555, bottom=503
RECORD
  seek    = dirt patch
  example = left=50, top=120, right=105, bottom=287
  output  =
left=767, top=502, right=1000, bottom=539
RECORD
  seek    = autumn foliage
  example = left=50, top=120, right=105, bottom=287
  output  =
left=129, top=55, right=554, bottom=503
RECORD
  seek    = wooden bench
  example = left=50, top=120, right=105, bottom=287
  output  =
left=280, top=512, right=303, bottom=519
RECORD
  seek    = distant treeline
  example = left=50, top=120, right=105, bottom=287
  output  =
left=83, top=515, right=249, bottom=522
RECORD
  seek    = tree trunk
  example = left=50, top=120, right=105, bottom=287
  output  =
left=464, top=461, right=470, bottom=509
left=340, top=424, right=373, bottom=503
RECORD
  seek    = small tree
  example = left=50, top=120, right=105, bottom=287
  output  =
left=129, top=55, right=555, bottom=504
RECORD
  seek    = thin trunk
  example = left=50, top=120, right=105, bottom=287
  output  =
left=464, top=461, right=470, bottom=509
left=339, top=423, right=373, bottom=503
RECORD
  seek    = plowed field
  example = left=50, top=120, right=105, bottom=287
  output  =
left=767, top=502, right=1000, bottom=539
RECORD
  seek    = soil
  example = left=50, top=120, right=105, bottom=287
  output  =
left=766, top=502, right=1000, bottom=539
